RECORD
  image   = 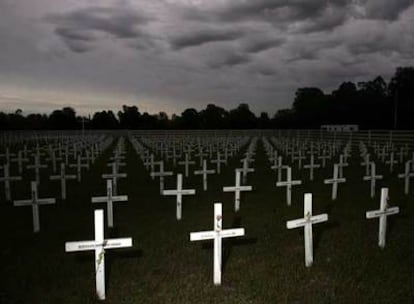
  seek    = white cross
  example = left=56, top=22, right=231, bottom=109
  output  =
left=363, top=162, right=383, bottom=198
left=144, top=154, right=156, bottom=179
left=276, top=166, right=302, bottom=206
left=178, top=153, right=196, bottom=177
left=337, top=154, right=348, bottom=178
left=324, top=164, right=346, bottom=200
left=46, top=148, right=58, bottom=172
left=190, top=203, right=245, bottom=285
left=162, top=174, right=195, bottom=220
left=26, top=154, right=48, bottom=185
left=360, top=153, right=371, bottom=176
left=194, top=159, right=215, bottom=191
left=238, top=158, right=255, bottom=184
left=13, top=181, right=56, bottom=232
left=150, top=161, right=173, bottom=194
left=366, top=188, right=399, bottom=248
left=0, top=164, right=22, bottom=201
left=0, top=147, right=14, bottom=164
left=377, top=146, right=387, bottom=162
left=271, top=156, right=287, bottom=183
left=223, top=170, right=252, bottom=212
left=69, top=155, right=88, bottom=182
left=385, top=152, right=397, bottom=173
left=317, top=152, right=330, bottom=168
left=92, top=180, right=128, bottom=228
left=398, top=160, right=414, bottom=195
left=65, top=209, right=132, bottom=300
left=102, top=162, right=127, bottom=196
left=304, top=154, right=320, bottom=181
left=211, top=152, right=226, bottom=174
left=195, top=148, right=208, bottom=166
left=11, top=150, right=28, bottom=174
left=286, top=193, right=328, bottom=267
left=293, top=150, right=306, bottom=169
left=50, top=163, right=76, bottom=200
left=396, top=147, right=406, bottom=163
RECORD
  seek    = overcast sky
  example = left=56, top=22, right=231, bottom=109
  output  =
left=0, top=0, right=413, bottom=116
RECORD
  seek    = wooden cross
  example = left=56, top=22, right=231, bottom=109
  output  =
left=0, top=164, right=22, bottom=201
left=27, top=154, right=48, bottom=185
left=178, top=153, right=196, bottom=177
left=304, top=154, right=320, bottom=181
left=366, top=188, right=399, bottom=248
left=194, top=159, right=215, bottom=191
left=363, top=162, right=383, bottom=198
left=150, top=161, right=173, bottom=194
left=276, top=166, right=302, bottom=206
left=50, top=163, right=76, bottom=200
left=286, top=193, right=328, bottom=267
left=223, top=170, right=252, bottom=211
left=190, top=203, right=245, bottom=285
left=92, top=179, right=128, bottom=228
left=102, top=162, right=127, bottom=196
left=324, top=164, right=346, bottom=200
left=13, top=181, right=56, bottom=232
left=65, top=209, right=132, bottom=300
left=162, top=174, right=195, bottom=220
left=398, top=160, right=414, bottom=195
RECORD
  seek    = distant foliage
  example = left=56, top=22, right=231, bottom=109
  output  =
left=1, top=67, right=414, bottom=130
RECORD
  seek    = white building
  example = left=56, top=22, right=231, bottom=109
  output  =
left=321, top=124, right=359, bottom=132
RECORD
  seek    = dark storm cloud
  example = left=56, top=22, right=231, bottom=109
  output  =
left=46, top=6, right=153, bottom=52
left=55, top=27, right=95, bottom=42
left=1, top=0, right=414, bottom=116
left=207, top=52, right=251, bottom=69
left=363, top=0, right=414, bottom=20
left=243, top=38, right=284, bottom=53
left=170, top=29, right=243, bottom=50
left=184, top=0, right=349, bottom=24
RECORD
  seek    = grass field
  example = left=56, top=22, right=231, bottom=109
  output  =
left=1, top=136, right=414, bottom=303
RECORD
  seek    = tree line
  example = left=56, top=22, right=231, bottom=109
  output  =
left=1, top=66, right=413, bottom=130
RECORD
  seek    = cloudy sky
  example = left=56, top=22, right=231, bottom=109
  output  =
left=0, top=0, right=413, bottom=116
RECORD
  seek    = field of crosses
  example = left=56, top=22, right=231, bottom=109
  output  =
left=1, top=130, right=414, bottom=303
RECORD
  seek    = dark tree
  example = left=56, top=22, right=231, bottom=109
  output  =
left=292, top=87, right=326, bottom=128
left=358, top=76, right=391, bottom=129
left=49, top=107, right=78, bottom=129
left=118, top=105, right=141, bottom=129
left=91, top=111, right=119, bottom=129
left=199, top=104, right=229, bottom=129
left=228, top=103, right=257, bottom=129
left=257, top=112, right=271, bottom=129
left=389, top=67, right=414, bottom=129
left=179, top=108, right=200, bottom=129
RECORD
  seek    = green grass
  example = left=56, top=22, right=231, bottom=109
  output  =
left=1, top=137, right=414, bottom=303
